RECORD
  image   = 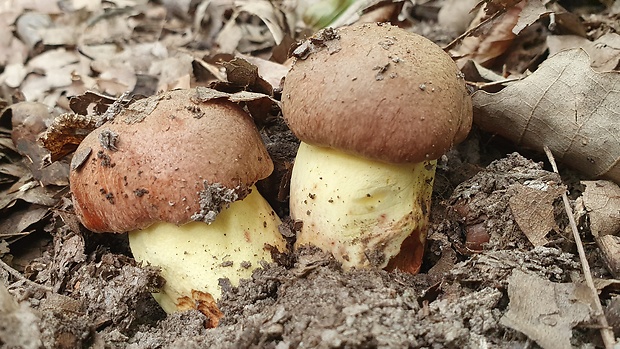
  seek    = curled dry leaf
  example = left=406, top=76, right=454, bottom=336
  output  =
left=39, top=113, right=97, bottom=163
left=193, top=86, right=279, bottom=125
left=512, top=0, right=550, bottom=35
left=235, top=54, right=290, bottom=91
left=15, top=12, right=51, bottom=50
left=215, top=57, right=273, bottom=95
left=215, top=1, right=290, bottom=54
left=473, top=49, right=620, bottom=183
left=454, top=1, right=525, bottom=67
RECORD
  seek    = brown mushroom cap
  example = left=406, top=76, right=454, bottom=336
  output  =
left=70, top=89, right=273, bottom=233
left=281, top=23, right=473, bottom=163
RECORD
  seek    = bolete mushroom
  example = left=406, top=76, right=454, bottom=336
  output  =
left=281, top=23, right=472, bottom=273
left=70, top=88, right=286, bottom=326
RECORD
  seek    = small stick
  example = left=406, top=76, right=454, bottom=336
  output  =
left=443, top=10, right=504, bottom=52
left=543, top=145, right=616, bottom=349
left=96, top=91, right=131, bottom=127
left=0, top=257, right=53, bottom=293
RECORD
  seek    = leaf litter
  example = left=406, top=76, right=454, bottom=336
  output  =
left=0, top=0, right=619, bottom=348
left=473, top=49, right=620, bottom=183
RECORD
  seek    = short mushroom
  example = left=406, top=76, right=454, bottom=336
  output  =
left=70, top=88, right=286, bottom=327
left=281, top=23, right=472, bottom=273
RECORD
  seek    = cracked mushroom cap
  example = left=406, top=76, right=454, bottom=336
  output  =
left=70, top=88, right=273, bottom=233
left=282, top=23, right=473, bottom=163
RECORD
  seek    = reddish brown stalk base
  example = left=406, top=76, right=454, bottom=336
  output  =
left=386, top=227, right=426, bottom=274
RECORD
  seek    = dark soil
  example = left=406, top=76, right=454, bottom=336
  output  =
left=2, top=144, right=613, bottom=348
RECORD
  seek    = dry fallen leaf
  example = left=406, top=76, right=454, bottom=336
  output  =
left=220, top=57, right=273, bottom=95
left=473, top=49, right=620, bottom=183
left=215, top=1, right=290, bottom=54
left=581, top=180, right=620, bottom=237
left=547, top=33, right=620, bottom=72
left=579, top=180, right=620, bottom=277
left=17, top=48, right=82, bottom=104
left=39, top=113, right=97, bottom=163
left=437, top=0, right=478, bottom=34
left=0, top=12, right=28, bottom=67
left=236, top=53, right=290, bottom=91
left=512, top=0, right=550, bottom=35
left=0, top=206, right=49, bottom=241
left=500, top=270, right=593, bottom=349
left=193, top=86, right=279, bottom=125
left=15, top=12, right=51, bottom=50
left=508, top=182, right=564, bottom=247
left=454, top=1, right=525, bottom=67
left=8, top=102, right=70, bottom=186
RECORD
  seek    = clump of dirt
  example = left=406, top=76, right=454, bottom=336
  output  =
left=257, top=115, right=300, bottom=216
left=117, top=244, right=584, bottom=349
left=292, top=27, right=341, bottom=60
left=3, top=237, right=164, bottom=349
left=191, top=182, right=244, bottom=224
left=442, top=152, right=568, bottom=252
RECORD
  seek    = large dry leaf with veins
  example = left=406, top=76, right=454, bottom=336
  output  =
left=473, top=49, right=620, bottom=183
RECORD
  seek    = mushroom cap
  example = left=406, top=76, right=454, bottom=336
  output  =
left=70, top=89, right=273, bottom=233
left=281, top=23, right=473, bottom=163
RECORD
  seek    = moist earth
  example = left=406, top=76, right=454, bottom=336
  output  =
left=1, top=147, right=608, bottom=349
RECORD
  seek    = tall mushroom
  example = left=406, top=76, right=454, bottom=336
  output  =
left=282, top=23, right=472, bottom=273
left=70, top=88, right=286, bottom=326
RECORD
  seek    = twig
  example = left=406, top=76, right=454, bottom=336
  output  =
left=543, top=146, right=616, bottom=349
left=442, top=10, right=504, bottom=52
left=96, top=91, right=131, bottom=127
left=0, top=257, right=53, bottom=293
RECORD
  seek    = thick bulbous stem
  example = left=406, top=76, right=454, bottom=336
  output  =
left=290, top=142, right=435, bottom=273
left=128, top=186, right=285, bottom=326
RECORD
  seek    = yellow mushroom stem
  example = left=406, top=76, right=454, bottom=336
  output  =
left=291, top=142, right=435, bottom=273
left=128, top=185, right=285, bottom=326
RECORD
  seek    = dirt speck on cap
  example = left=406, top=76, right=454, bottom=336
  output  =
left=191, top=182, right=248, bottom=224
left=292, top=27, right=341, bottom=60
left=98, top=129, right=119, bottom=151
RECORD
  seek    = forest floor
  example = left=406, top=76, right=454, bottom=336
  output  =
left=1, top=0, right=619, bottom=348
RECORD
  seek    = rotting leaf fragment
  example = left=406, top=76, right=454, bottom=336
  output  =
left=39, top=113, right=98, bottom=162
left=71, top=147, right=92, bottom=171
left=500, top=270, right=593, bottom=349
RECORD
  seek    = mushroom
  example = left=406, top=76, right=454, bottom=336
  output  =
left=281, top=23, right=472, bottom=273
left=70, top=88, right=286, bottom=326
